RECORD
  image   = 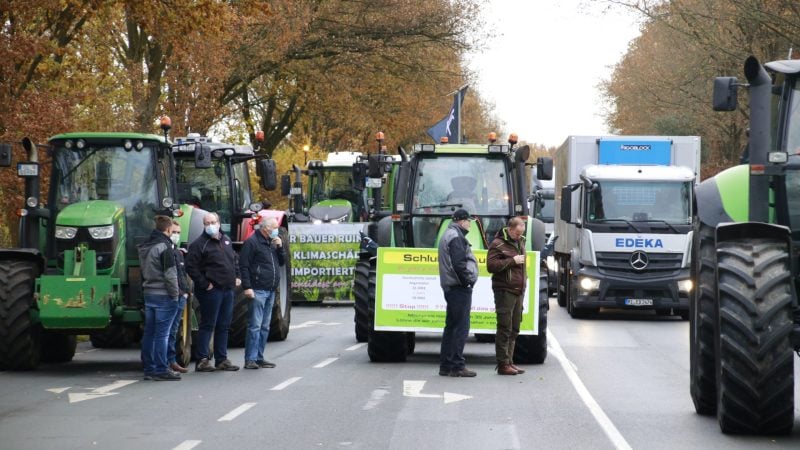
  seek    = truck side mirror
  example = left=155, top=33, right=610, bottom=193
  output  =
left=712, top=77, right=738, bottom=111
left=0, top=143, right=11, bottom=167
left=259, top=159, right=277, bottom=190
left=195, top=144, right=212, bottom=168
left=352, top=162, right=366, bottom=191
left=537, top=157, right=553, bottom=180
left=560, top=185, right=572, bottom=223
left=280, top=174, right=291, bottom=196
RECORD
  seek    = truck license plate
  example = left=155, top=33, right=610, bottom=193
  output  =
left=625, top=298, right=653, bottom=306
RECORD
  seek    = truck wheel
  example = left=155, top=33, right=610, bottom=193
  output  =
left=474, top=333, right=495, bottom=343
left=90, top=324, right=133, bottom=348
left=227, top=289, right=248, bottom=348
left=0, top=260, right=41, bottom=370
left=514, top=272, right=549, bottom=364
left=353, top=257, right=373, bottom=343
left=556, top=257, right=567, bottom=307
left=362, top=257, right=407, bottom=362
left=690, top=221, right=717, bottom=415
left=174, top=303, right=192, bottom=368
left=269, top=227, right=292, bottom=341
left=715, top=238, right=794, bottom=434
left=41, top=332, right=77, bottom=363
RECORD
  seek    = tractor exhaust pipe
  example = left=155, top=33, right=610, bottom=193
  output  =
left=744, top=56, right=772, bottom=223
left=20, top=138, right=41, bottom=250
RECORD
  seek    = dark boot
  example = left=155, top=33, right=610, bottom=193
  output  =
left=497, top=363, right=518, bottom=375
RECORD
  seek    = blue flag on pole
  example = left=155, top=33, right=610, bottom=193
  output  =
left=427, top=85, right=468, bottom=144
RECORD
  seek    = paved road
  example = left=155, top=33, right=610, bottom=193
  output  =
left=0, top=300, right=798, bottom=449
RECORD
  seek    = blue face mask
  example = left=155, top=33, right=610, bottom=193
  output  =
left=205, top=224, right=219, bottom=236
left=269, top=229, right=279, bottom=239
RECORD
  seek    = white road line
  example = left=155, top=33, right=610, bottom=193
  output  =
left=172, top=440, right=202, bottom=450
left=345, top=343, right=366, bottom=351
left=271, top=377, right=302, bottom=390
left=548, top=329, right=632, bottom=450
left=217, top=402, right=256, bottom=422
left=362, top=388, right=389, bottom=410
left=313, top=357, right=338, bottom=368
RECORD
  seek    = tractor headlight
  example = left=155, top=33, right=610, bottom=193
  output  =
left=678, top=279, right=693, bottom=293
left=579, top=276, right=600, bottom=292
left=55, top=226, right=78, bottom=239
left=89, top=225, right=114, bottom=240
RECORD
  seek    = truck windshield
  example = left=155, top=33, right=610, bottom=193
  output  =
left=587, top=181, right=691, bottom=224
left=53, top=145, right=160, bottom=256
left=174, top=158, right=233, bottom=231
left=412, top=155, right=510, bottom=216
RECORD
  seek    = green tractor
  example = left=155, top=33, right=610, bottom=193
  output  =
left=691, top=55, right=800, bottom=434
left=171, top=133, right=290, bottom=346
left=0, top=132, right=186, bottom=369
left=352, top=139, right=551, bottom=363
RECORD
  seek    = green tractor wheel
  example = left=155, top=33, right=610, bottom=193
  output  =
left=353, top=257, right=373, bottom=343
left=362, top=257, right=408, bottom=362
left=0, top=260, right=42, bottom=370
left=174, top=301, right=192, bottom=367
left=514, top=272, right=549, bottom=364
left=40, top=332, right=77, bottom=363
left=689, top=221, right=718, bottom=415
left=715, top=238, right=794, bottom=434
left=269, top=227, right=292, bottom=342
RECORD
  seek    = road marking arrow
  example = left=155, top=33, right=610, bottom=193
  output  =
left=68, top=379, right=138, bottom=403
left=46, top=387, right=70, bottom=394
left=403, top=380, right=472, bottom=404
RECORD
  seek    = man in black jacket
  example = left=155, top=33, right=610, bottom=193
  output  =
left=240, top=217, right=285, bottom=369
left=186, top=212, right=241, bottom=372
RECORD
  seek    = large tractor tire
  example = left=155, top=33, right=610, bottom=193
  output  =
left=0, top=260, right=41, bottom=370
left=227, top=289, right=248, bottom=348
left=269, top=229, right=292, bottom=341
left=174, top=301, right=192, bottom=367
left=353, top=257, right=373, bottom=343
left=90, top=324, right=134, bottom=348
left=689, top=221, right=718, bottom=415
left=40, top=332, right=77, bottom=363
left=556, top=256, right=567, bottom=308
left=514, top=272, right=548, bottom=364
left=715, top=238, right=794, bottom=435
left=360, top=257, right=407, bottom=362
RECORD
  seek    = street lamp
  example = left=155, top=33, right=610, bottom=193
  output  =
left=303, top=144, right=310, bottom=165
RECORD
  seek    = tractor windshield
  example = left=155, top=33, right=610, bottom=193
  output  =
left=411, top=155, right=509, bottom=216
left=535, top=191, right=555, bottom=223
left=174, top=158, right=234, bottom=231
left=587, top=181, right=691, bottom=224
left=783, top=77, right=800, bottom=153
left=52, top=145, right=164, bottom=257
left=309, top=167, right=357, bottom=204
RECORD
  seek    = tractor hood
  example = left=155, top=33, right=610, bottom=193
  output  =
left=56, top=200, right=124, bottom=227
left=308, top=200, right=352, bottom=222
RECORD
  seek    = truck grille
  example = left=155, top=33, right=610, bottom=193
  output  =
left=595, top=251, right=683, bottom=277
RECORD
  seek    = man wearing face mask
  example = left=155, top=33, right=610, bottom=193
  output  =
left=186, top=212, right=242, bottom=372
left=239, top=217, right=285, bottom=369
left=166, top=220, right=191, bottom=374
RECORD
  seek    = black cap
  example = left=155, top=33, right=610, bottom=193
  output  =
left=452, top=209, right=474, bottom=221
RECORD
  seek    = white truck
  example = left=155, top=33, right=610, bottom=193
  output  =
left=554, top=136, right=700, bottom=318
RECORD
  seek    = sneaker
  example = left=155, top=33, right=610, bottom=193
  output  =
left=215, top=359, right=240, bottom=371
left=170, top=362, right=189, bottom=374
left=257, top=360, right=276, bottom=368
left=244, top=360, right=259, bottom=370
left=449, top=368, right=477, bottom=377
left=196, top=358, right=216, bottom=372
left=153, top=371, right=181, bottom=381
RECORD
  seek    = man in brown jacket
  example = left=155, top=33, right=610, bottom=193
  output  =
left=486, top=217, right=528, bottom=375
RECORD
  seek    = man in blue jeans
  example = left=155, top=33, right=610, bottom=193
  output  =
left=239, top=217, right=285, bottom=369
left=166, top=220, right=191, bottom=374
left=186, top=212, right=241, bottom=372
left=138, top=215, right=181, bottom=381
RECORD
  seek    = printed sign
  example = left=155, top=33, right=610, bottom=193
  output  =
left=598, top=139, right=672, bottom=165
left=374, top=248, right=540, bottom=334
left=287, top=223, right=363, bottom=302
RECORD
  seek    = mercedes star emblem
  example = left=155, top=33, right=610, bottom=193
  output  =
left=630, top=251, right=649, bottom=270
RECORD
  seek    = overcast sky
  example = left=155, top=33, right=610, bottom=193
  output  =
left=466, top=1, right=642, bottom=148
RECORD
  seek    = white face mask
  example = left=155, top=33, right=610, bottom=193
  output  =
left=205, top=224, right=219, bottom=236
left=170, top=233, right=180, bottom=245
